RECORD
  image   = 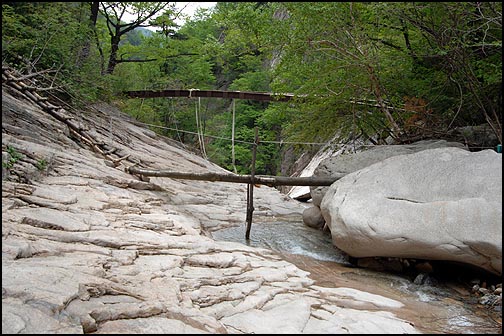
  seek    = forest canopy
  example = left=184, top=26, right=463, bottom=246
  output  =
left=2, top=2, right=502, bottom=175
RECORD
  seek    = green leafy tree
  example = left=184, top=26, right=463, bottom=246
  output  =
left=97, top=2, right=175, bottom=74
left=2, top=2, right=91, bottom=72
left=2, top=2, right=112, bottom=102
left=242, top=2, right=502, bottom=146
left=5, top=1, right=499, bottom=176
left=396, top=2, right=502, bottom=143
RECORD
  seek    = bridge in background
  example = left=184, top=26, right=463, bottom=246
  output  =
left=123, top=89, right=296, bottom=102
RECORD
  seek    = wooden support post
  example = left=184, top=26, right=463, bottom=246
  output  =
left=245, top=127, right=259, bottom=240
left=231, top=99, right=237, bottom=173
left=246, top=182, right=252, bottom=234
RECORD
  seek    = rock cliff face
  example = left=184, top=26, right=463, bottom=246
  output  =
left=1, top=85, right=420, bottom=333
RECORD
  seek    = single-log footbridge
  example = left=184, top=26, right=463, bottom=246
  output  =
left=126, top=151, right=343, bottom=240
left=124, top=88, right=337, bottom=239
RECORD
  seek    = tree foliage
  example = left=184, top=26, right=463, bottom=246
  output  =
left=2, top=2, right=501, bottom=175
left=263, top=2, right=502, bottom=144
left=97, top=2, right=174, bottom=74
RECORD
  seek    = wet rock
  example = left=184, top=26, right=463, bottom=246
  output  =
left=414, top=273, right=428, bottom=285
left=479, top=294, right=497, bottom=305
left=470, top=278, right=481, bottom=285
left=413, top=272, right=438, bottom=286
left=302, top=206, right=325, bottom=229
left=479, top=287, right=489, bottom=295
left=356, top=257, right=404, bottom=273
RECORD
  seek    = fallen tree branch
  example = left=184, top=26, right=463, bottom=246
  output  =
left=5, top=68, right=57, bottom=82
left=3, top=64, right=125, bottom=166
left=19, top=84, right=62, bottom=92
left=112, top=154, right=130, bottom=166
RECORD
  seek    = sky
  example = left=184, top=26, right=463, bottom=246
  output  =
left=175, top=2, right=217, bottom=22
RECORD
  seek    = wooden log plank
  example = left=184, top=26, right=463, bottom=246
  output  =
left=126, top=166, right=343, bottom=186
left=123, top=89, right=294, bottom=102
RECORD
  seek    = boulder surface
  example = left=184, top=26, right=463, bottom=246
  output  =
left=321, top=147, right=502, bottom=275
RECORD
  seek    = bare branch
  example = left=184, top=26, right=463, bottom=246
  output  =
left=5, top=68, right=57, bottom=82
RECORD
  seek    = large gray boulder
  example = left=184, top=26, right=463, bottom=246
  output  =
left=311, top=140, right=466, bottom=207
left=320, top=147, right=502, bottom=275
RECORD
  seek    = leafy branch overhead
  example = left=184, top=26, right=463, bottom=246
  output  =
left=98, top=2, right=176, bottom=74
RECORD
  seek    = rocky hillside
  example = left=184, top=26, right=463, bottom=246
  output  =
left=2, top=68, right=433, bottom=333
left=4, top=62, right=504, bottom=333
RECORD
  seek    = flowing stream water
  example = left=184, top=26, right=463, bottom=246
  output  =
left=210, top=219, right=501, bottom=334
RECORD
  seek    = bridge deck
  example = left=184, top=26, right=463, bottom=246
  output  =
left=123, top=89, right=296, bottom=102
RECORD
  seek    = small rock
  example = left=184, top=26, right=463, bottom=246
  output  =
left=494, top=287, right=502, bottom=295
left=357, top=257, right=403, bottom=273
left=414, top=273, right=428, bottom=285
left=479, top=294, right=496, bottom=305
left=478, top=287, right=489, bottom=295
left=302, top=206, right=325, bottom=229
left=423, top=275, right=438, bottom=286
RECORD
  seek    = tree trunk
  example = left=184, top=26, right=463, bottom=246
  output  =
left=366, top=65, right=402, bottom=140
left=90, top=1, right=99, bottom=25
left=106, top=35, right=121, bottom=74
left=76, top=1, right=100, bottom=68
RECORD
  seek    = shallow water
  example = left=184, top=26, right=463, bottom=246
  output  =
left=211, top=219, right=501, bottom=334
left=211, top=220, right=349, bottom=263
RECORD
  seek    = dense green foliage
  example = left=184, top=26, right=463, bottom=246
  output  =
left=2, top=2, right=108, bottom=102
left=2, top=2, right=502, bottom=175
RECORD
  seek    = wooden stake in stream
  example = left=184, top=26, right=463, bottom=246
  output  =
left=245, top=127, right=259, bottom=240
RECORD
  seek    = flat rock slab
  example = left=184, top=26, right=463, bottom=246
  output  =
left=18, top=208, right=91, bottom=231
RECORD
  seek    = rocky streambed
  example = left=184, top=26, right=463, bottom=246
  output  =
left=1, top=79, right=501, bottom=334
left=211, top=219, right=502, bottom=334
